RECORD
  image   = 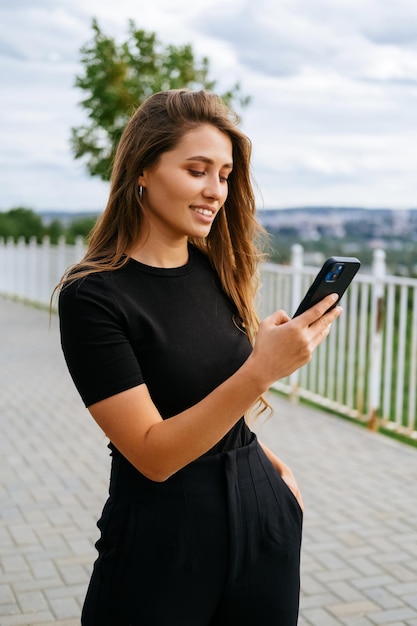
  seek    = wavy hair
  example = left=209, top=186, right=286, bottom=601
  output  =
left=56, top=89, right=269, bottom=413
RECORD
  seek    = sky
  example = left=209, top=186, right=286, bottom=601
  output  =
left=1, top=0, right=417, bottom=212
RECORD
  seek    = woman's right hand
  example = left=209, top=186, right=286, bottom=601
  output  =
left=248, top=293, right=343, bottom=389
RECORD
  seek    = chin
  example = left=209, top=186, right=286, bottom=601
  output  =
left=188, top=225, right=213, bottom=239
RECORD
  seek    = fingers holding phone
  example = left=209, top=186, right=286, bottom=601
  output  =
left=291, top=255, right=360, bottom=347
left=292, top=256, right=360, bottom=318
left=294, top=292, right=343, bottom=348
left=252, top=294, right=342, bottom=386
left=310, top=297, right=343, bottom=343
left=251, top=255, right=360, bottom=386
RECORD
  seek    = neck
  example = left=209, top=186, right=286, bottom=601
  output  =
left=128, top=237, right=189, bottom=268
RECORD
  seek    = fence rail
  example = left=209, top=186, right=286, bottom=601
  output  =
left=259, top=245, right=417, bottom=438
left=1, top=236, right=416, bottom=438
left=0, top=236, right=85, bottom=308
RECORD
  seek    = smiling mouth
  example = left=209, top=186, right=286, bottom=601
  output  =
left=193, top=207, right=215, bottom=217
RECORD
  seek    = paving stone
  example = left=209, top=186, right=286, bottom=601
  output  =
left=367, top=607, right=417, bottom=623
left=48, top=595, right=80, bottom=620
left=326, top=581, right=366, bottom=603
left=301, top=573, right=327, bottom=595
left=0, top=584, right=15, bottom=604
left=340, top=617, right=375, bottom=626
left=0, top=611, right=54, bottom=626
left=16, top=590, right=48, bottom=613
left=44, top=584, right=86, bottom=600
left=12, top=578, right=62, bottom=595
left=317, top=568, right=362, bottom=583
left=0, top=556, right=29, bottom=575
left=389, top=581, right=417, bottom=596
left=0, top=572, right=33, bottom=586
left=301, top=592, right=342, bottom=609
left=0, top=603, right=20, bottom=617
left=328, top=599, right=379, bottom=618
left=353, top=575, right=397, bottom=590
left=405, top=594, right=417, bottom=610
left=29, top=560, right=60, bottom=580
left=350, top=557, right=383, bottom=577
left=2, top=297, right=417, bottom=625
left=302, top=607, right=341, bottom=625
left=364, top=587, right=403, bottom=610
left=36, top=621, right=80, bottom=626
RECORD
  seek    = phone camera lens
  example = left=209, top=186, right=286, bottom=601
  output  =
left=325, top=262, right=345, bottom=283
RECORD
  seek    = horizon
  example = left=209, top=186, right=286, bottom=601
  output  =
left=30, top=206, right=417, bottom=216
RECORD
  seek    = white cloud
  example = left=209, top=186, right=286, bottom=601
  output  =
left=0, top=0, right=416, bottom=211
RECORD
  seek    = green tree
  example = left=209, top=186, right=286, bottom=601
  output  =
left=0, top=212, right=14, bottom=240
left=45, top=218, right=65, bottom=244
left=66, top=215, right=98, bottom=244
left=0, top=207, right=45, bottom=243
left=71, top=19, right=250, bottom=180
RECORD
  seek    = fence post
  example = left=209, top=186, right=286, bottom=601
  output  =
left=56, top=236, right=67, bottom=287
left=27, top=236, right=38, bottom=303
left=74, top=235, right=86, bottom=264
left=16, top=237, right=26, bottom=300
left=289, top=244, right=304, bottom=401
left=0, top=237, right=4, bottom=295
left=39, top=236, right=51, bottom=306
left=368, top=248, right=386, bottom=430
left=5, top=237, right=15, bottom=295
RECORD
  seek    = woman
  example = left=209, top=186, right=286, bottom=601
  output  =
left=58, top=89, right=341, bottom=625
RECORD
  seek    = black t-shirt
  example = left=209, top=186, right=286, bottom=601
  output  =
left=59, top=244, right=253, bottom=455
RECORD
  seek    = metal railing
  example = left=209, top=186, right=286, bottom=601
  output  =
left=0, top=236, right=85, bottom=308
left=1, top=237, right=416, bottom=438
left=259, top=245, right=417, bottom=438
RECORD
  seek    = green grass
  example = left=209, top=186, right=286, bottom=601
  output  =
left=270, top=388, right=417, bottom=450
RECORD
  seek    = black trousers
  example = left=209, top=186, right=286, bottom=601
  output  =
left=82, top=434, right=302, bottom=625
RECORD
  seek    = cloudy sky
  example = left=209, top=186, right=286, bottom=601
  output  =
left=1, top=0, right=416, bottom=212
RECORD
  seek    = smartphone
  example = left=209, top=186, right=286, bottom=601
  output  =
left=292, top=256, right=361, bottom=318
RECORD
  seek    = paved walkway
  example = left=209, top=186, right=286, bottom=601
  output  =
left=1, top=297, right=417, bottom=626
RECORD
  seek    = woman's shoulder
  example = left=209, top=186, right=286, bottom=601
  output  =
left=60, top=270, right=107, bottom=297
left=58, top=268, right=127, bottom=315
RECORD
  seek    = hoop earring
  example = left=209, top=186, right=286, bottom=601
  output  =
left=138, top=185, right=143, bottom=199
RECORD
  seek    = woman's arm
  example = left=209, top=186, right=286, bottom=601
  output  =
left=88, top=294, right=342, bottom=482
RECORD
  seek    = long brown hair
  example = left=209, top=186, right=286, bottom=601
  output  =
left=57, top=89, right=267, bottom=341
left=56, top=89, right=270, bottom=416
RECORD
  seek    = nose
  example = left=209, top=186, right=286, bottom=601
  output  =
left=203, top=175, right=223, bottom=201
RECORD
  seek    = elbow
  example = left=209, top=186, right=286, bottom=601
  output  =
left=136, top=462, right=174, bottom=483
left=118, top=451, right=174, bottom=482
left=136, top=424, right=177, bottom=482
left=141, top=469, right=173, bottom=483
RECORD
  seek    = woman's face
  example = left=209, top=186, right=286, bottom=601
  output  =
left=139, top=124, right=233, bottom=243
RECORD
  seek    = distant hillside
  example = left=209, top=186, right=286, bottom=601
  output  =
left=39, top=210, right=100, bottom=225
left=256, top=206, right=415, bottom=226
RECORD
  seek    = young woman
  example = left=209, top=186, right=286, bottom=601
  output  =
left=58, top=89, right=342, bottom=625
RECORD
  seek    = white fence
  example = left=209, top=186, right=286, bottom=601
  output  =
left=0, top=236, right=85, bottom=308
left=259, top=245, right=417, bottom=438
left=1, top=236, right=416, bottom=438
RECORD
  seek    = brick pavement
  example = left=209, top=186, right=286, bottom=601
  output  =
left=1, top=296, right=417, bottom=625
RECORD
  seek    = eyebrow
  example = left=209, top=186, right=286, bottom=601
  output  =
left=185, top=156, right=233, bottom=170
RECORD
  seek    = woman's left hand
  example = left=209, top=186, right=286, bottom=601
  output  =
left=278, top=463, right=305, bottom=514
left=259, top=442, right=304, bottom=513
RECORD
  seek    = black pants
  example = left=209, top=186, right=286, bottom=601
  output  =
left=82, top=434, right=302, bottom=625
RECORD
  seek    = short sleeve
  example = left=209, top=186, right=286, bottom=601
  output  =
left=58, top=275, right=144, bottom=407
